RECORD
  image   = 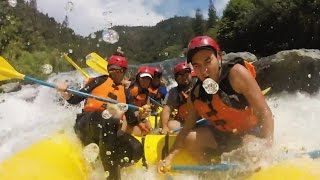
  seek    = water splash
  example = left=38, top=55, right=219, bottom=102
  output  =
left=8, top=0, right=17, bottom=7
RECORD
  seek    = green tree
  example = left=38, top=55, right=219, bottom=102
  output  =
left=207, top=0, right=218, bottom=30
left=192, top=8, right=205, bottom=36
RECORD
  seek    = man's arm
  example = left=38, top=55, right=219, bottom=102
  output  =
left=229, top=64, right=274, bottom=140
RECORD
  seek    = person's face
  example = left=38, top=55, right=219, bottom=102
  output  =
left=191, top=49, right=221, bottom=82
left=139, top=76, right=152, bottom=88
left=151, top=75, right=161, bottom=87
left=175, top=70, right=192, bottom=86
left=109, top=68, right=125, bottom=84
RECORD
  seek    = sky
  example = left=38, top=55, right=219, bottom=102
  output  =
left=34, top=0, right=230, bottom=36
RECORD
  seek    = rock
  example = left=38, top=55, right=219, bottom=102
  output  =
left=0, top=82, right=22, bottom=93
left=253, top=49, right=320, bottom=94
left=223, top=52, right=258, bottom=62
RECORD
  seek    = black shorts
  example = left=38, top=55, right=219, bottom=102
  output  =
left=74, top=111, right=143, bottom=167
left=205, top=125, right=262, bottom=155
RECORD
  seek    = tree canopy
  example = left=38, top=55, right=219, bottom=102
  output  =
left=0, top=0, right=318, bottom=81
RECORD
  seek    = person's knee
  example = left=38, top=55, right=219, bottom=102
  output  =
left=116, top=133, right=143, bottom=164
left=130, top=139, right=143, bottom=161
left=168, top=120, right=181, bottom=130
left=74, top=112, right=93, bottom=145
left=185, top=131, right=197, bottom=143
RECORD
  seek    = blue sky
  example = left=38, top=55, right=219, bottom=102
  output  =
left=146, top=0, right=227, bottom=18
left=35, top=0, right=229, bottom=36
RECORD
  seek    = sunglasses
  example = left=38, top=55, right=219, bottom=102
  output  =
left=175, top=70, right=191, bottom=78
left=109, top=69, right=125, bottom=73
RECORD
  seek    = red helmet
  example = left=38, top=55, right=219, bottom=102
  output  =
left=186, top=36, right=221, bottom=63
left=108, top=55, right=128, bottom=69
left=137, top=66, right=154, bottom=78
left=153, top=67, right=162, bottom=76
left=174, top=62, right=191, bottom=75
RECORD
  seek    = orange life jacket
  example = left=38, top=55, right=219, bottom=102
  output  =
left=172, top=86, right=192, bottom=122
left=191, top=57, right=258, bottom=133
left=128, top=84, right=148, bottom=107
left=83, top=77, right=126, bottom=112
left=148, top=86, right=161, bottom=102
left=176, top=103, right=188, bottom=122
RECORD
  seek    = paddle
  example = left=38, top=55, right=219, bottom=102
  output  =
left=171, top=164, right=238, bottom=171
left=63, top=53, right=90, bottom=79
left=262, top=87, right=271, bottom=95
left=0, top=56, right=142, bottom=111
left=149, top=97, right=163, bottom=108
left=171, top=118, right=207, bottom=133
left=170, top=149, right=320, bottom=171
left=85, top=52, right=109, bottom=75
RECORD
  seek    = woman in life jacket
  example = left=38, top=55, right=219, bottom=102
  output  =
left=57, top=54, right=143, bottom=180
left=158, top=36, right=274, bottom=173
left=160, top=62, right=194, bottom=134
left=126, top=66, right=153, bottom=136
left=148, top=67, right=167, bottom=111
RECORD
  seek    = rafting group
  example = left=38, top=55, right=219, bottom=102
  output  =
left=55, top=36, right=274, bottom=180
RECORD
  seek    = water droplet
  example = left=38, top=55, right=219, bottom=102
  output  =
left=251, top=156, right=258, bottom=163
left=96, top=44, right=100, bottom=47
left=102, top=29, right=119, bottom=44
left=27, top=42, right=30, bottom=46
left=106, top=22, right=113, bottom=29
left=103, top=11, right=108, bottom=16
left=97, top=124, right=102, bottom=128
left=68, top=49, right=73, bottom=54
left=83, top=143, right=99, bottom=163
left=273, top=103, right=278, bottom=108
left=90, top=33, right=96, bottom=39
left=202, top=78, right=219, bottom=94
left=65, top=1, right=74, bottom=13
left=117, top=103, right=128, bottom=112
left=232, top=129, right=238, bottom=134
left=164, top=52, right=168, bottom=56
left=104, top=171, right=110, bottom=178
left=124, top=157, right=129, bottom=162
left=102, top=109, right=112, bottom=119
left=106, top=151, right=112, bottom=155
left=41, top=64, right=53, bottom=74
left=8, top=0, right=17, bottom=7
left=308, top=74, right=312, bottom=78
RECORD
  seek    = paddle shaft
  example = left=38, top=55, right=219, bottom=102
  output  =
left=170, top=150, right=320, bottom=172
left=24, top=76, right=140, bottom=110
left=171, top=164, right=238, bottom=171
left=172, top=118, right=207, bottom=133
left=149, top=96, right=163, bottom=107
left=306, top=150, right=320, bottom=159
